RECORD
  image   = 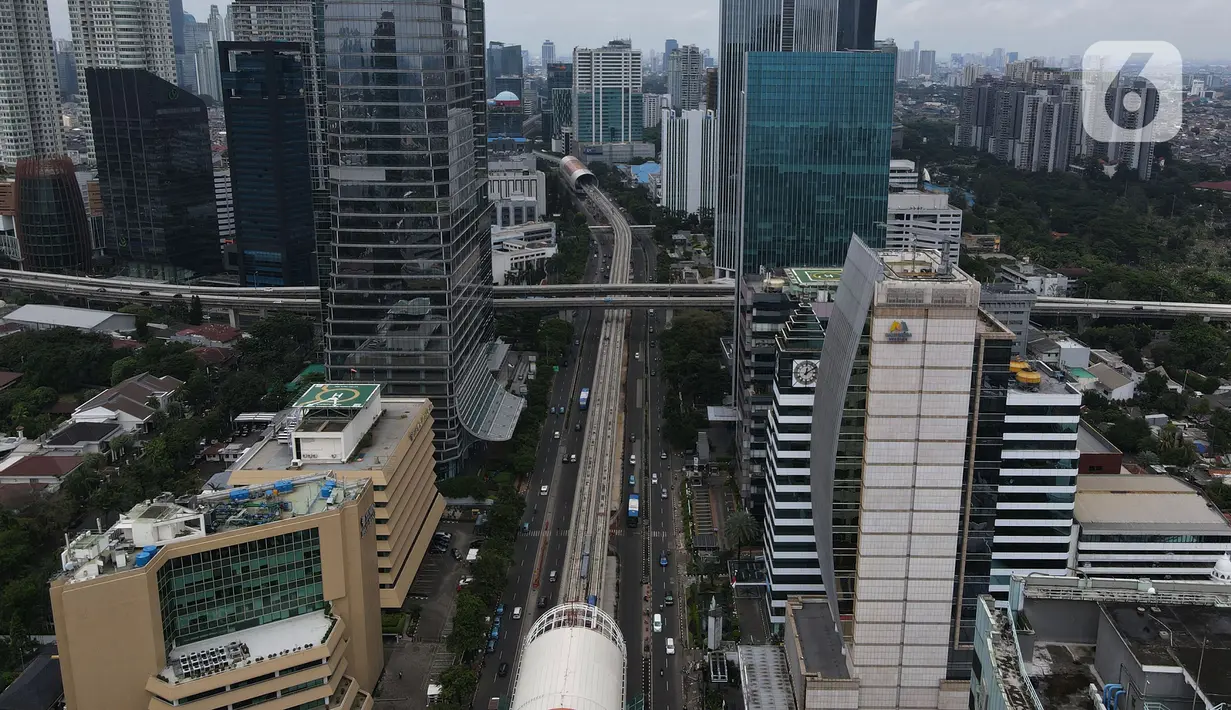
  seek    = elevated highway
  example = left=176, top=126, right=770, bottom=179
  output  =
left=4, top=267, right=1231, bottom=322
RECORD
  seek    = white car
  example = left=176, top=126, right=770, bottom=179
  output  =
left=665, top=637, right=675, bottom=655
left=651, top=473, right=658, bottom=485
left=629, top=454, right=636, bottom=465
left=653, top=614, right=663, bottom=633
left=553, top=431, right=560, bottom=440
left=660, top=452, right=667, bottom=460
left=540, top=485, right=549, bottom=496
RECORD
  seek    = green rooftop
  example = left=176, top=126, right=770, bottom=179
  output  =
left=293, top=383, right=381, bottom=409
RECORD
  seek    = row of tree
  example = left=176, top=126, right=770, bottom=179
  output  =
left=659, top=310, right=732, bottom=449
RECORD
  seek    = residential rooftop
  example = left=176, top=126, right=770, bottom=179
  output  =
left=1074, top=474, right=1230, bottom=533
left=1008, top=359, right=1080, bottom=396
left=58, top=474, right=367, bottom=584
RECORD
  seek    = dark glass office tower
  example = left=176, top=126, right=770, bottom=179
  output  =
left=836, top=0, right=877, bottom=51
left=220, top=41, right=316, bottom=287
left=13, top=156, right=92, bottom=274
left=87, top=68, right=218, bottom=282
left=739, top=51, right=894, bottom=270
left=323, top=0, right=523, bottom=476
left=542, top=62, right=572, bottom=143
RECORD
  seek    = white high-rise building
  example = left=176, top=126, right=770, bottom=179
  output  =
left=541, top=40, right=555, bottom=65
left=642, top=93, right=667, bottom=128
left=573, top=40, right=643, bottom=144
left=990, top=359, right=1081, bottom=601
left=0, top=0, right=65, bottom=167
left=666, top=44, right=703, bottom=111
left=885, top=191, right=962, bottom=263
left=659, top=108, right=716, bottom=216
left=888, top=158, right=918, bottom=190
left=68, top=0, right=176, bottom=158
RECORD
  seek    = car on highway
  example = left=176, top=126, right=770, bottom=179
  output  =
left=649, top=326, right=654, bottom=333
left=651, top=473, right=658, bottom=485
left=570, top=453, right=577, bottom=463
left=665, top=592, right=674, bottom=606
left=651, top=370, right=656, bottom=376
left=574, top=423, right=582, bottom=431
left=575, top=339, right=580, bottom=346
left=628, top=474, right=636, bottom=486
left=485, top=639, right=496, bottom=654
left=521, top=522, right=530, bottom=534
left=540, top=485, right=549, bottom=496
left=666, top=638, right=675, bottom=655
left=512, top=607, right=522, bottom=620
left=537, top=596, right=549, bottom=609
left=660, top=451, right=667, bottom=460
left=661, top=488, right=667, bottom=500
left=630, top=433, right=636, bottom=441
left=659, top=551, right=668, bottom=567
left=549, top=570, right=557, bottom=582
left=562, top=452, right=570, bottom=463
left=629, top=454, right=636, bottom=465
left=553, top=430, right=560, bottom=439
left=653, top=614, right=663, bottom=633
left=498, top=662, right=510, bottom=677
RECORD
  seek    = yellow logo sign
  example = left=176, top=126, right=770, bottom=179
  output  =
left=887, top=320, right=911, bottom=342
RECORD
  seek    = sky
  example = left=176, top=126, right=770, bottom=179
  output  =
left=48, top=0, right=1231, bottom=64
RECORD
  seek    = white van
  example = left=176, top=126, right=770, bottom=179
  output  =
left=512, top=607, right=522, bottom=620
left=653, top=614, right=663, bottom=633
left=549, top=570, right=558, bottom=582
left=665, top=637, right=675, bottom=655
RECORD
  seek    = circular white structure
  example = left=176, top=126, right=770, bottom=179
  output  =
left=511, top=603, right=626, bottom=710
left=1211, top=552, right=1231, bottom=584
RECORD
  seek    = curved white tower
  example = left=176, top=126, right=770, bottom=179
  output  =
left=511, top=603, right=626, bottom=710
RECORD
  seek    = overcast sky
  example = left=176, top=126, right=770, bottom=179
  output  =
left=49, top=0, right=1231, bottom=64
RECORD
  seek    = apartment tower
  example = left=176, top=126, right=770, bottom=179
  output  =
left=0, top=0, right=65, bottom=168
left=666, top=44, right=703, bottom=110
left=659, top=108, right=717, bottom=216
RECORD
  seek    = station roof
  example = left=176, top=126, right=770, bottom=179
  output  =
left=511, top=603, right=625, bottom=710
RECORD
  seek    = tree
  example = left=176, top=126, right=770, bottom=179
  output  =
left=188, top=295, right=203, bottom=325
left=1105, top=417, right=1153, bottom=454
left=446, top=592, right=488, bottom=656
left=439, top=665, right=478, bottom=706
left=723, top=510, right=759, bottom=560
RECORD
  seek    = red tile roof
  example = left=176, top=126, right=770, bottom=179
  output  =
left=1, top=455, right=85, bottom=479
left=0, top=371, right=22, bottom=390
left=176, top=324, right=241, bottom=343
left=1193, top=180, right=1231, bottom=192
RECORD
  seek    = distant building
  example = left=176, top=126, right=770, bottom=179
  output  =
left=642, top=93, right=668, bottom=128
left=491, top=222, right=558, bottom=286
left=3, top=304, right=135, bottom=334
left=659, top=109, right=717, bottom=216
left=888, top=159, right=919, bottom=191
left=219, top=42, right=317, bottom=287
left=12, top=156, right=93, bottom=274
left=72, top=372, right=183, bottom=433
left=999, top=256, right=1071, bottom=296
left=87, top=68, right=218, bottom=282
left=666, top=44, right=703, bottom=110
left=885, top=190, right=962, bottom=262
left=979, top=284, right=1035, bottom=358
left=170, top=323, right=242, bottom=348
left=573, top=40, right=643, bottom=144
left=541, top=39, right=555, bottom=65
left=488, top=157, right=546, bottom=228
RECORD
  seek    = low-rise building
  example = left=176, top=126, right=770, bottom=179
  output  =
left=224, top=384, right=442, bottom=609
left=885, top=191, right=962, bottom=262
left=72, top=372, right=183, bottom=433
left=491, top=221, right=557, bottom=286
left=170, top=323, right=242, bottom=348
left=971, top=573, right=1231, bottom=710
left=999, top=256, right=1071, bottom=296
left=1087, top=361, right=1136, bottom=400
left=50, top=474, right=381, bottom=710
left=3, top=304, right=136, bottom=334
left=1076, top=422, right=1123, bottom=474
left=1072, top=474, right=1231, bottom=581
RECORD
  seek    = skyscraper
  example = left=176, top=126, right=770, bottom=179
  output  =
left=664, top=38, right=678, bottom=64
left=229, top=0, right=331, bottom=299
left=666, top=44, right=703, bottom=110
left=659, top=108, right=717, bottom=215
left=69, top=0, right=177, bottom=157
left=806, top=240, right=1011, bottom=707
left=55, top=38, right=79, bottom=101
left=543, top=62, right=572, bottom=144
left=0, top=0, right=66, bottom=167
left=836, top=0, right=878, bottom=50
left=573, top=40, right=644, bottom=144
left=322, top=0, right=523, bottom=476
left=542, top=39, right=555, bottom=65
left=739, top=51, right=893, bottom=271
left=219, top=42, right=316, bottom=287
left=87, top=68, right=217, bottom=281
left=714, top=0, right=841, bottom=279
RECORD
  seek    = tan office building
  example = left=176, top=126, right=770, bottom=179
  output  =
left=227, top=384, right=443, bottom=609
left=50, top=474, right=383, bottom=710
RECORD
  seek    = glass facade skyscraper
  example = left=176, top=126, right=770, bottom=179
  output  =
left=739, top=51, right=894, bottom=272
left=87, top=68, right=218, bottom=282
left=714, top=0, right=840, bottom=278
left=220, top=41, right=317, bottom=287
left=322, top=0, right=522, bottom=476
left=13, top=156, right=92, bottom=273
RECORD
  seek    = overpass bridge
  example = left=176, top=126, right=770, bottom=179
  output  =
left=3, top=268, right=1231, bottom=322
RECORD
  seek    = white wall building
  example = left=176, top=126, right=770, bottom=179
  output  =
left=491, top=221, right=557, bottom=286
left=659, top=108, right=716, bottom=216
left=68, top=0, right=177, bottom=158
left=0, top=0, right=66, bottom=168
left=573, top=40, right=642, bottom=144
left=885, top=191, right=962, bottom=262
left=489, top=166, right=546, bottom=228
left=888, top=159, right=918, bottom=191
left=999, top=257, right=1071, bottom=297
left=990, top=360, right=1082, bottom=602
